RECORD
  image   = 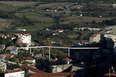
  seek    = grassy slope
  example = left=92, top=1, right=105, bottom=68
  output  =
left=0, top=1, right=115, bottom=30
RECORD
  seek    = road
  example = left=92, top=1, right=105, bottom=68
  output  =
left=64, top=3, right=74, bottom=13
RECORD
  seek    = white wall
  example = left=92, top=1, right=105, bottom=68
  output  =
left=5, top=71, right=25, bottom=77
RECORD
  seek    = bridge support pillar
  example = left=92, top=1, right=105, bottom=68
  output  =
left=49, top=47, right=51, bottom=61
left=68, top=48, right=70, bottom=57
left=30, top=48, right=31, bottom=54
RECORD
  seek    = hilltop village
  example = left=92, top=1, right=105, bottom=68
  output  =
left=0, top=26, right=116, bottom=77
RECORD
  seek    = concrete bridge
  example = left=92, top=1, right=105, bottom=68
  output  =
left=17, top=46, right=100, bottom=61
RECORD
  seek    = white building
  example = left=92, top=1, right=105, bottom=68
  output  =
left=26, top=57, right=36, bottom=66
left=89, top=33, right=101, bottom=43
left=0, top=61, right=6, bottom=72
left=5, top=69, right=24, bottom=77
left=17, top=29, right=26, bottom=31
left=17, top=34, right=31, bottom=46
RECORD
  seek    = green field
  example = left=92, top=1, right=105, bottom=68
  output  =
left=0, top=1, right=115, bottom=31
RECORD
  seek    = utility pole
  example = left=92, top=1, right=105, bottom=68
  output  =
left=49, top=47, right=51, bottom=61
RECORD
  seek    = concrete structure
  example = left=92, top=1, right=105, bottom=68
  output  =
left=0, top=61, right=6, bottom=72
left=17, top=34, right=31, bottom=46
left=89, top=33, right=101, bottom=43
left=5, top=69, right=24, bottom=77
left=6, top=46, right=18, bottom=54
left=50, top=63, right=84, bottom=73
left=50, top=64, right=72, bottom=73
left=16, top=33, right=31, bottom=50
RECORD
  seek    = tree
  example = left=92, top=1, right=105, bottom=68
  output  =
left=23, top=68, right=29, bottom=77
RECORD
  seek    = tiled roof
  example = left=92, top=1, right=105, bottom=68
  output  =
left=21, top=65, right=46, bottom=73
left=46, top=44, right=52, bottom=46
left=15, top=33, right=22, bottom=36
left=21, top=65, right=75, bottom=77
left=42, top=50, right=45, bottom=53
left=26, top=57, right=35, bottom=60
left=24, top=34, right=30, bottom=36
left=92, top=36, right=96, bottom=38
left=29, top=72, right=75, bottom=77
left=21, top=60, right=26, bottom=63
left=51, top=59, right=59, bottom=62
left=46, top=50, right=49, bottom=53
left=56, top=29, right=64, bottom=31
left=18, top=43, right=28, bottom=45
left=4, top=54, right=12, bottom=58
left=96, top=33, right=100, bottom=35
left=41, top=40, right=46, bottom=43
left=0, top=34, right=4, bottom=37
left=104, top=73, right=116, bottom=76
left=63, top=57, right=72, bottom=62
left=6, top=69, right=23, bottom=74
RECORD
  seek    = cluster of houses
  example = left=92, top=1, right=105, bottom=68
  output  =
left=0, top=26, right=116, bottom=77
left=89, top=27, right=116, bottom=47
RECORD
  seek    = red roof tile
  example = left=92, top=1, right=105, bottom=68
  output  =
left=0, top=34, right=4, bottom=37
left=24, top=34, right=30, bottom=36
left=6, top=69, right=23, bottom=73
left=51, top=59, right=59, bottom=62
left=63, top=57, right=72, bottom=62
left=4, top=54, right=12, bottom=58
left=29, top=72, right=75, bottom=77
left=21, top=60, right=26, bottom=63
left=46, top=50, right=49, bottom=53
left=42, top=50, right=45, bottom=53
left=41, top=40, right=46, bottom=43
left=46, top=44, right=52, bottom=46
left=21, top=65, right=46, bottom=73
left=92, top=36, right=96, bottom=38
left=18, top=43, right=28, bottom=45
left=56, top=29, right=64, bottom=31
left=26, top=57, right=35, bottom=60
left=104, top=73, right=116, bottom=76
left=96, top=33, right=100, bottom=35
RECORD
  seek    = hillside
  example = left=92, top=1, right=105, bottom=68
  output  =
left=0, top=1, right=115, bottom=30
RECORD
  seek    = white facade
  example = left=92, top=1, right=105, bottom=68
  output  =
left=89, top=33, right=101, bottom=43
left=26, top=58, right=36, bottom=66
left=26, top=59, right=35, bottom=63
left=5, top=70, right=24, bottom=77
left=0, top=61, right=6, bottom=72
left=17, top=34, right=31, bottom=46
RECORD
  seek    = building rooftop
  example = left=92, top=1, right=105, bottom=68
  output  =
left=24, top=34, right=30, bottom=36
left=4, top=54, right=13, bottom=58
left=6, top=69, right=23, bottom=74
left=29, top=72, right=75, bottom=77
left=26, top=57, right=35, bottom=60
left=63, top=57, right=72, bottom=62
left=21, top=65, right=46, bottom=73
left=104, top=73, right=116, bottom=76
